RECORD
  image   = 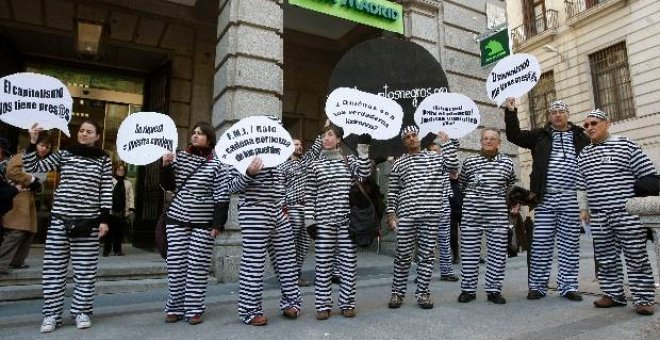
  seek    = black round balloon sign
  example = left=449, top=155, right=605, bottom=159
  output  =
left=328, top=37, right=449, bottom=161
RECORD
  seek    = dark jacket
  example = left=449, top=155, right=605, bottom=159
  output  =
left=504, top=107, right=590, bottom=204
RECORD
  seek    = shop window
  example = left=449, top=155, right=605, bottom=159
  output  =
left=528, top=71, right=556, bottom=129
left=589, top=42, right=635, bottom=121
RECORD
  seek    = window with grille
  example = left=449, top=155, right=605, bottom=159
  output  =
left=528, top=71, right=556, bottom=129
left=589, top=42, right=635, bottom=121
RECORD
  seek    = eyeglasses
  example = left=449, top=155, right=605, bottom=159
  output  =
left=583, top=121, right=600, bottom=128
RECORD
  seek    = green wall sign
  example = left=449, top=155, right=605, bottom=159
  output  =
left=480, top=28, right=510, bottom=67
left=290, top=0, right=404, bottom=34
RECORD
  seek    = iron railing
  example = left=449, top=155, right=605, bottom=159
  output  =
left=565, top=0, right=612, bottom=18
left=511, top=9, right=559, bottom=48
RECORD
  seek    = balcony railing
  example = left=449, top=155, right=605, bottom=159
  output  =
left=565, top=0, right=609, bottom=18
left=511, top=9, right=559, bottom=49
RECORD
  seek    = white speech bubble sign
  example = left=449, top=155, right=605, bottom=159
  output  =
left=414, top=93, right=481, bottom=139
left=116, top=112, right=178, bottom=165
left=486, top=53, right=541, bottom=107
left=0, top=72, right=72, bottom=136
left=215, top=115, right=294, bottom=174
left=325, top=87, right=403, bottom=140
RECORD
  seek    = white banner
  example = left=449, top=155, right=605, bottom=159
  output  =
left=325, top=87, right=403, bottom=140
left=116, top=112, right=178, bottom=165
left=486, top=53, right=541, bottom=107
left=414, top=93, right=480, bottom=139
left=216, top=116, right=294, bottom=174
left=0, top=72, right=72, bottom=136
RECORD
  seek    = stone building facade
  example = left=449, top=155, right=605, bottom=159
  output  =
left=505, top=0, right=660, bottom=190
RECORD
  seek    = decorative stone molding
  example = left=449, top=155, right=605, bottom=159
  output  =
left=626, top=196, right=660, bottom=284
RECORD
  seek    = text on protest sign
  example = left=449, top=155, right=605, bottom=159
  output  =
left=0, top=72, right=72, bottom=136
left=216, top=116, right=294, bottom=174
left=414, top=93, right=480, bottom=139
left=325, top=87, right=403, bottom=140
left=486, top=53, right=540, bottom=107
left=116, top=112, right=178, bottom=166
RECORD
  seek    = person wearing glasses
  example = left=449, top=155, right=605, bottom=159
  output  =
left=577, top=109, right=657, bottom=316
left=456, top=128, right=516, bottom=305
left=503, top=97, right=590, bottom=302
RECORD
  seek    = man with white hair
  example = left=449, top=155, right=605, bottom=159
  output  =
left=504, top=97, right=590, bottom=302
left=577, top=109, right=657, bottom=316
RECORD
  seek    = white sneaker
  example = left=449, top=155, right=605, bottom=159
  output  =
left=40, top=316, right=61, bottom=333
left=75, top=313, right=92, bottom=329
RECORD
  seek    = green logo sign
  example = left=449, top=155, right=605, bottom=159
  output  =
left=290, top=0, right=404, bottom=34
left=480, top=29, right=510, bottom=67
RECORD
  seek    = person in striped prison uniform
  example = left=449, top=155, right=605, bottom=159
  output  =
left=278, top=135, right=323, bottom=287
left=577, top=109, right=657, bottom=316
left=228, top=119, right=303, bottom=326
left=160, top=122, right=230, bottom=326
left=386, top=126, right=459, bottom=310
left=457, top=128, right=517, bottom=305
left=504, top=97, right=591, bottom=302
left=23, top=120, right=112, bottom=333
left=426, top=141, right=460, bottom=281
left=304, top=124, right=372, bottom=321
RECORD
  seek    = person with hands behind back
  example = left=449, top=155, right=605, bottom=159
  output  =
left=159, top=122, right=230, bottom=326
left=386, top=126, right=459, bottom=310
left=24, top=121, right=112, bottom=333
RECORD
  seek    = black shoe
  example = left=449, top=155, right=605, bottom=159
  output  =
left=457, top=291, right=476, bottom=303
left=102, top=252, right=110, bottom=257
left=562, top=291, right=583, bottom=302
left=487, top=293, right=506, bottom=304
left=9, top=264, right=29, bottom=269
left=439, top=274, right=459, bottom=282
left=526, top=290, right=545, bottom=300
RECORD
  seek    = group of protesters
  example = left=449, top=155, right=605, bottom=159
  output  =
left=0, top=93, right=655, bottom=333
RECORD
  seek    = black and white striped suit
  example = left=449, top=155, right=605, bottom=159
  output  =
left=228, top=167, right=301, bottom=324
left=459, top=153, right=516, bottom=294
left=529, top=130, right=581, bottom=296
left=162, top=150, right=229, bottom=319
left=305, top=148, right=371, bottom=312
left=278, top=137, right=322, bottom=276
left=577, top=136, right=656, bottom=306
left=437, top=171, right=454, bottom=276
left=386, top=142, right=459, bottom=298
left=23, top=147, right=112, bottom=321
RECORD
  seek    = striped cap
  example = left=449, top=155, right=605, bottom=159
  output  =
left=548, top=100, right=569, bottom=113
left=400, top=125, right=420, bottom=140
left=587, top=108, right=609, bottom=121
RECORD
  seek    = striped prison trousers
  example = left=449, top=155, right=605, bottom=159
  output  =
left=528, top=191, right=581, bottom=295
left=237, top=204, right=301, bottom=323
left=288, top=205, right=310, bottom=275
left=164, top=223, right=215, bottom=318
left=460, top=195, right=509, bottom=294
left=392, top=217, right=439, bottom=297
left=437, top=205, right=455, bottom=276
left=42, top=218, right=99, bottom=320
left=591, top=209, right=655, bottom=305
left=315, top=220, right=357, bottom=312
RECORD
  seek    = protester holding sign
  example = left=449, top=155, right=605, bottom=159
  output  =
left=457, top=128, right=516, bottom=305
left=227, top=117, right=302, bottom=326
left=504, top=97, right=590, bottom=302
left=23, top=121, right=112, bottom=333
left=159, top=122, right=229, bottom=326
left=304, top=124, right=372, bottom=320
left=386, top=126, right=458, bottom=310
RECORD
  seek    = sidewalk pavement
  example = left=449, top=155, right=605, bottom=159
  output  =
left=0, top=238, right=658, bottom=340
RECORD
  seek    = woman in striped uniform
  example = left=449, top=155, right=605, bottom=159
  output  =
left=160, top=122, right=230, bottom=325
left=577, top=109, right=657, bottom=316
left=457, top=128, right=516, bottom=305
left=228, top=119, right=302, bottom=326
left=305, top=125, right=372, bottom=320
left=24, top=120, right=112, bottom=333
left=386, top=126, right=458, bottom=310
left=278, top=135, right=322, bottom=287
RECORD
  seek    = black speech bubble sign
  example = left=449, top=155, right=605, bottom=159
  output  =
left=328, top=37, right=449, bottom=161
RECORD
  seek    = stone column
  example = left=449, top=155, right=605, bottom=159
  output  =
left=626, top=196, right=660, bottom=282
left=211, top=0, right=284, bottom=283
